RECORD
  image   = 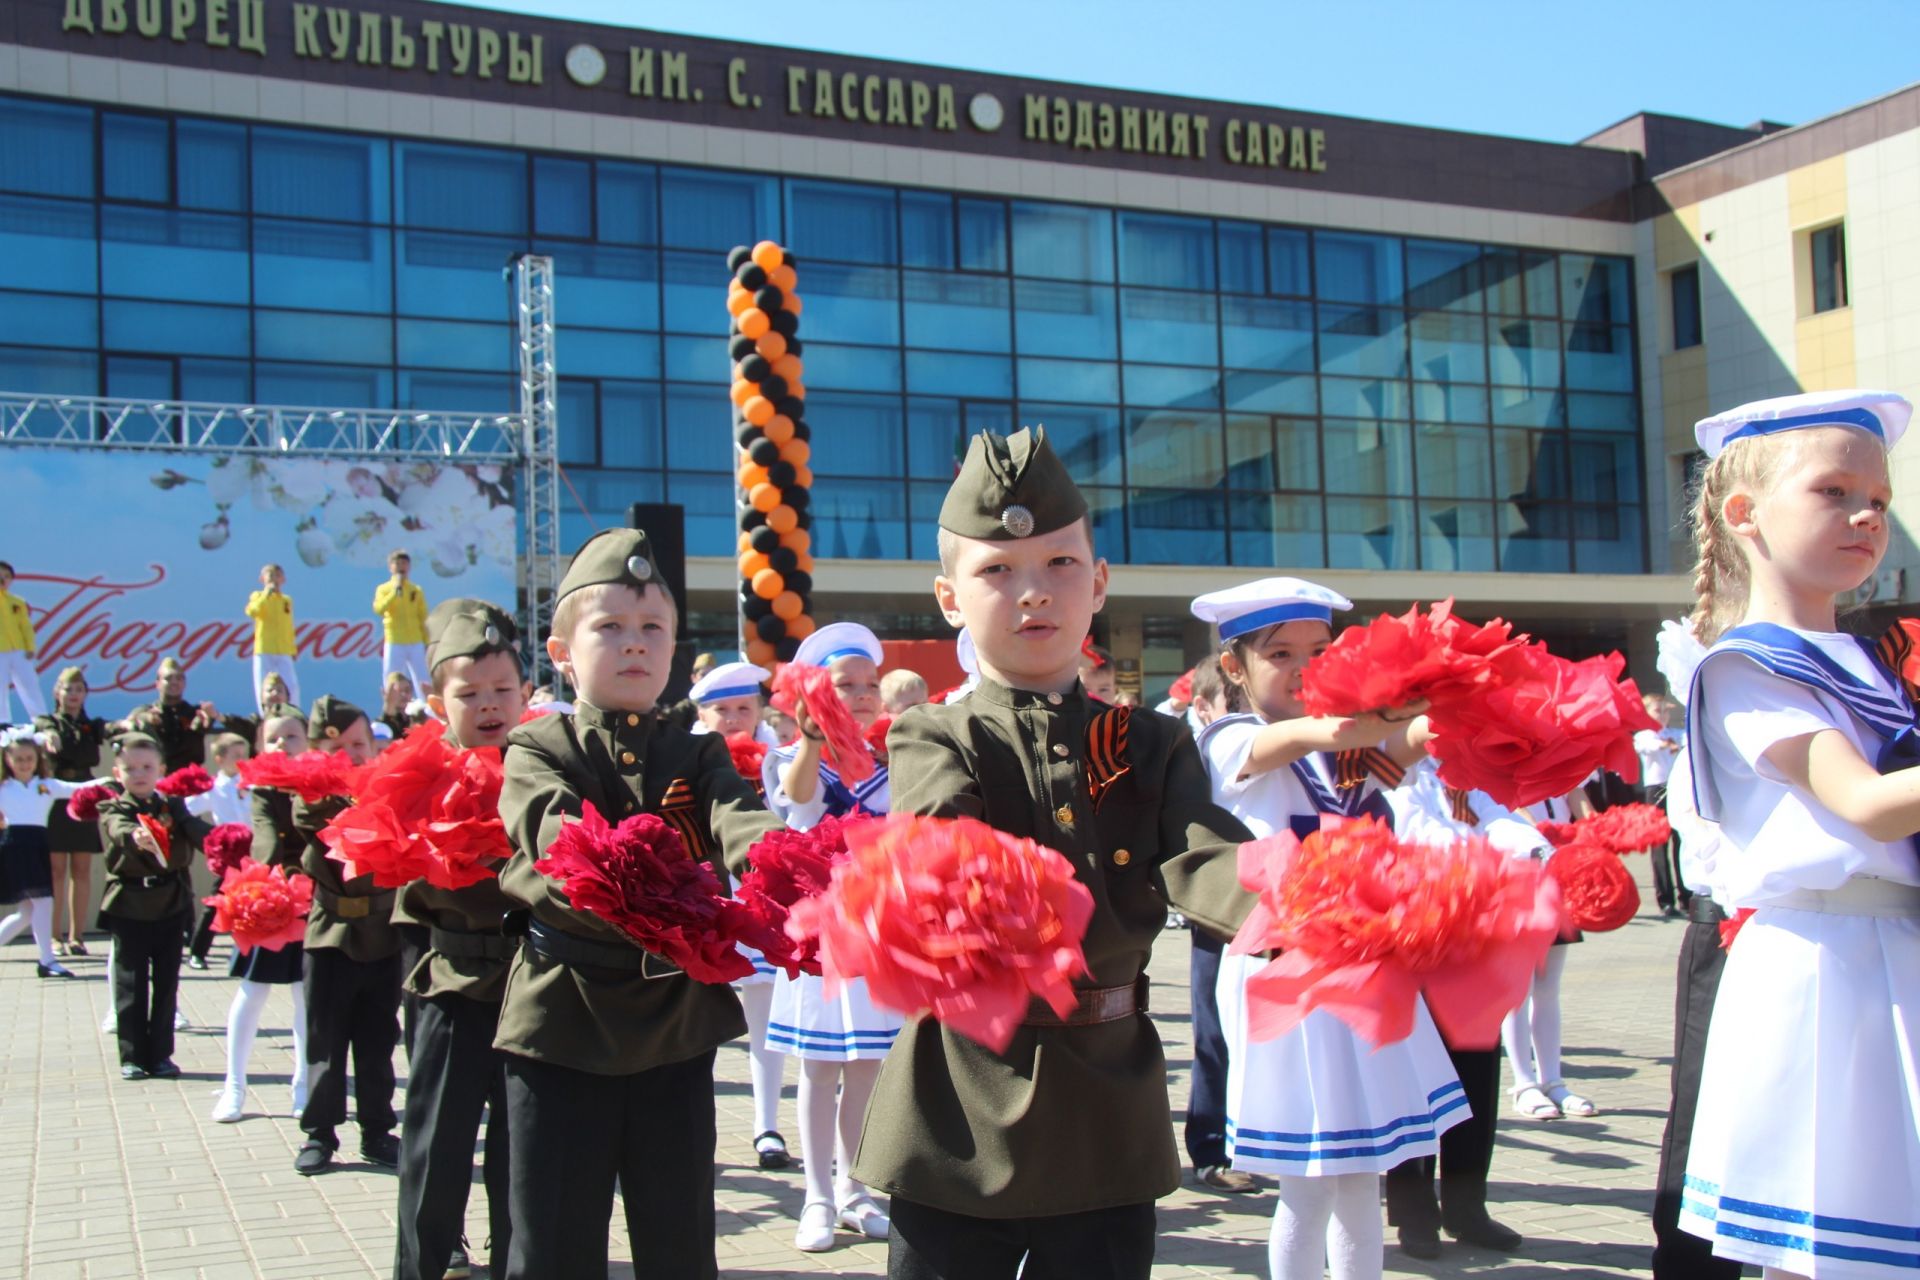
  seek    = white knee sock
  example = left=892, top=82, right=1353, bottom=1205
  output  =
left=224, top=980, right=269, bottom=1091
left=1501, top=998, right=1538, bottom=1090
left=288, top=980, right=309, bottom=1088
left=739, top=983, right=785, bottom=1136
left=1269, top=1175, right=1336, bottom=1280
left=1325, top=1172, right=1384, bottom=1280
left=833, top=1059, right=881, bottom=1206
left=0, top=905, right=25, bottom=947
left=1529, top=948, right=1567, bottom=1084
left=798, top=1059, right=842, bottom=1207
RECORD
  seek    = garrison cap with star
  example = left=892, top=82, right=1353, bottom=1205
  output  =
left=427, top=597, right=521, bottom=671
left=307, top=694, right=368, bottom=741
left=1695, top=389, right=1912, bottom=459
left=1190, top=577, right=1353, bottom=642
left=554, top=528, right=667, bottom=607
left=939, top=426, right=1088, bottom=542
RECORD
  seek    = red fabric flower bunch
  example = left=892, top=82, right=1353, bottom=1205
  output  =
left=865, top=715, right=893, bottom=765
left=66, top=782, right=115, bottom=823
left=770, top=664, right=876, bottom=785
left=204, top=858, right=313, bottom=953
left=318, top=724, right=507, bottom=890
left=420, top=746, right=510, bottom=889
left=155, top=763, right=215, bottom=798
left=533, top=801, right=754, bottom=984
left=726, top=732, right=769, bottom=784
left=1301, top=599, right=1522, bottom=718
left=1229, top=816, right=1564, bottom=1049
left=202, top=823, right=253, bottom=878
left=1546, top=843, right=1640, bottom=932
left=237, top=750, right=358, bottom=804
left=786, top=813, right=1096, bottom=1054
left=1429, top=647, right=1658, bottom=811
left=735, top=816, right=859, bottom=978
left=1537, top=803, right=1672, bottom=855
left=136, top=814, right=172, bottom=865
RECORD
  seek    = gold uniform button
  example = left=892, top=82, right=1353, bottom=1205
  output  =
left=1046, top=692, right=1063, bottom=706
left=1052, top=743, right=1070, bottom=758
left=1053, top=804, right=1074, bottom=826
left=620, top=750, right=636, bottom=765
left=626, top=713, right=641, bottom=727
left=1112, top=848, right=1132, bottom=867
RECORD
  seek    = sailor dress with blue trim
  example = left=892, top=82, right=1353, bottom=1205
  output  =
left=1199, top=714, right=1466, bottom=1176
left=1679, top=625, right=1920, bottom=1277
left=758, top=742, right=903, bottom=1060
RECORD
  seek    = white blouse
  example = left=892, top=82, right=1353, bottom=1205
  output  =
left=0, top=776, right=88, bottom=828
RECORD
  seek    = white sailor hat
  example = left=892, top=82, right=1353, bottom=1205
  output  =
left=1189, top=577, right=1353, bottom=642
left=794, top=621, right=884, bottom=669
left=1694, top=389, right=1911, bottom=459
left=689, top=661, right=771, bottom=705
left=371, top=721, right=394, bottom=743
left=955, top=627, right=978, bottom=676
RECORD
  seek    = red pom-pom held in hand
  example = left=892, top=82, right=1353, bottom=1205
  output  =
left=318, top=725, right=507, bottom=890
left=735, top=815, right=859, bottom=977
left=1301, top=599, right=1521, bottom=718
left=204, top=858, right=313, bottom=953
left=155, top=763, right=215, bottom=798
left=135, top=814, right=171, bottom=866
left=1546, top=843, right=1640, bottom=932
left=202, top=822, right=253, bottom=878
left=237, top=750, right=358, bottom=804
left=771, top=664, right=876, bottom=785
left=66, top=782, right=114, bottom=823
left=726, top=732, right=769, bottom=783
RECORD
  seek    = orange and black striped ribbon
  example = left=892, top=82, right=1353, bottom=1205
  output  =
left=1875, top=620, right=1920, bottom=706
left=1084, top=706, right=1133, bottom=810
left=657, top=777, right=713, bottom=861
left=1445, top=786, right=1480, bottom=827
left=1333, top=746, right=1405, bottom=792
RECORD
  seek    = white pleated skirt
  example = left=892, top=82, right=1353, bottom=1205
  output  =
left=765, top=971, right=902, bottom=1061
left=734, top=945, right=778, bottom=988
left=1217, top=952, right=1468, bottom=1176
left=1680, top=897, right=1920, bottom=1277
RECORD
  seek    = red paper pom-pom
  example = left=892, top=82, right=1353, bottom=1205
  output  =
left=787, top=813, right=1096, bottom=1054
left=770, top=664, right=876, bottom=785
left=726, top=732, right=769, bottom=784
left=1580, top=803, right=1672, bottom=854
left=318, top=725, right=507, bottom=890
left=865, top=715, right=893, bottom=765
left=202, top=823, right=253, bottom=878
left=320, top=801, right=436, bottom=888
left=66, top=781, right=116, bottom=823
left=1547, top=843, right=1640, bottom=932
left=1430, top=647, right=1658, bottom=811
left=735, top=816, right=859, bottom=978
left=1719, top=907, right=1755, bottom=951
left=237, top=750, right=358, bottom=804
left=1536, top=820, right=1580, bottom=847
left=419, top=746, right=510, bottom=890
left=533, top=801, right=754, bottom=984
left=136, top=813, right=171, bottom=865
left=155, top=763, right=215, bottom=798
left=1228, top=816, right=1565, bottom=1049
left=204, top=857, right=313, bottom=953
left=1168, top=668, right=1196, bottom=706
left=1302, top=599, right=1522, bottom=718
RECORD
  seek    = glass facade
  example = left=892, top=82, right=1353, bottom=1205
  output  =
left=0, top=93, right=1646, bottom=572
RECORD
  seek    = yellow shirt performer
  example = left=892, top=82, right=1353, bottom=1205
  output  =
left=371, top=548, right=430, bottom=695
left=0, top=560, right=47, bottom=721
left=245, top=563, right=300, bottom=714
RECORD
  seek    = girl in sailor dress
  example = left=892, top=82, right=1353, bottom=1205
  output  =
left=0, top=727, right=90, bottom=978
left=1678, top=390, right=1920, bottom=1280
left=757, top=623, right=898, bottom=1253
left=1190, top=579, right=1463, bottom=1280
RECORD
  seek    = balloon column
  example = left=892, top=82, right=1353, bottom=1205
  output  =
left=728, top=240, right=815, bottom=668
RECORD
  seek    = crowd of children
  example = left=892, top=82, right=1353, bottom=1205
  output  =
left=0, top=391, right=1911, bottom=1280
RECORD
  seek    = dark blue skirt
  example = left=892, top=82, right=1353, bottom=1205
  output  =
left=0, top=825, right=53, bottom=904
left=230, top=938, right=304, bottom=984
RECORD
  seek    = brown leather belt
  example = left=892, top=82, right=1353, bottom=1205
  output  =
left=315, top=886, right=395, bottom=921
left=430, top=926, right=515, bottom=961
left=1022, top=975, right=1148, bottom=1027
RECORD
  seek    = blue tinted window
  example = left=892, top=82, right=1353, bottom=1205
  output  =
left=1494, top=429, right=1568, bottom=501
left=538, top=243, right=660, bottom=331
left=803, top=342, right=902, bottom=393
left=254, top=362, right=391, bottom=407
left=1491, top=384, right=1565, bottom=429
left=106, top=355, right=173, bottom=400
left=1274, top=416, right=1321, bottom=491
left=803, top=263, right=901, bottom=345
left=105, top=300, right=248, bottom=357
left=1412, top=380, right=1490, bottom=424
left=1122, top=364, right=1220, bottom=409
left=1568, top=391, right=1637, bottom=433
left=534, top=156, right=592, bottom=238
left=1024, top=403, right=1121, bottom=483
left=401, top=371, right=515, bottom=412
left=957, top=199, right=1007, bottom=272
left=1316, top=232, right=1402, bottom=305
left=663, top=334, right=725, bottom=384
left=1222, top=297, right=1314, bottom=371
left=901, top=192, right=952, bottom=269
left=401, top=143, right=526, bottom=235
left=805, top=390, right=904, bottom=478
left=257, top=310, right=391, bottom=365
left=1418, top=500, right=1496, bottom=571
left=1083, top=486, right=1127, bottom=560
left=596, top=162, right=657, bottom=245
left=1019, top=358, right=1118, bottom=404
left=906, top=399, right=963, bottom=479
left=788, top=180, right=896, bottom=265
left=1322, top=418, right=1413, bottom=495
left=1120, top=288, right=1217, bottom=366
left=1405, top=240, right=1482, bottom=312
left=668, top=471, right=733, bottom=554
left=560, top=472, right=665, bottom=551
left=563, top=328, right=661, bottom=380
left=1118, top=212, right=1214, bottom=290
left=1561, top=255, right=1628, bottom=324
left=1413, top=424, right=1492, bottom=498
left=177, top=120, right=246, bottom=211
left=1224, top=414, right=1275, bottom=490
left=103, top=114, right=169, bottom=203
left=1229, top=493, right=1324, bottom=568
left=1319, top=374, right=1408, bottom=421
left=254, top=128, right=386, bottom=223
left=1489, top=318, right=1561, bottom=388
left=1575, top=505, right=1643, bottom=572
left=1226, top=370, right=1317, bottom=416
left=1127, top=409, right=1222, bottom=489
left=255, top=221, right=392, bottom=313
left=557, top=378, right=597, bottom=466
left=660, top=249, right=720, bottom=334
left=1012, top=202, right=1113, bottom=282
left=0, top=196, right=96, bottom=294
left=1568, top=432, right=1637, bottom=506
left=903, top=271, right=1010, bottom=352
left=397, top=319, right=509, bottom=371
left=663, top=382, right=732, bottom=472
left=0, top=346, right=96, bottom=398
left=1409, top=311, right=1486, bottom=383
left=906, top=351, right=1012, bottom=398
left=809, top=479, right=906, bottom=560
left=1128, top=489, right=1225, bottom=564
left=100, top=207, right=250, bottom=304
left=180, top=357, right=250, bottom=403
left=1498, top=503, right=1571, bottom=572
left=659, top=168, right=778, bottom=251
left=0, top=290, right=97, bottom=348
left=1327, top=496, right=1415, bottom=570
left=396, top=231, right=522, bottom=320
left=1268, top=228, right=1311, bottom=296
left=600, top=379, right=665, bottom=469
left=1563, top=324, right=1633, bottom=392
left=1217, top=223, right=1263, bottom=294
left=0, top=99, right=93, bottom=198
left=1014, top=280, right=1115, bottom=357
left=1318, top=305, right=1407, bottom=379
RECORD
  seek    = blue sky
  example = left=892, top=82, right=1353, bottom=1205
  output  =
left=439, top=0, right=1920, bottom=144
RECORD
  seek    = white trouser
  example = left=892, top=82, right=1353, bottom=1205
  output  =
left=252, top=653, right=300, bottom=715
left=382, top=642, right=428, bottom=693
left=0, top=651, right=45, bottom=721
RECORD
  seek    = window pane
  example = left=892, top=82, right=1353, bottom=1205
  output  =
left=401, top=143, right=527, bottom=235
left=1494, top=429, right=1568, bottom=501
left=400, top=371, right=515, bottom=413
left=1315, top=232, right=1402, bottom=305
left=1484, top=250, right=1525, bottom=315
left=1319, top=305, right=1407, bottom=379
left=1322, top=418, right=1413, bottom=495
left=1492, top=384, right=1565, bottom=428
left=1118, top=211, right=1214, bottom=290
left=661, top=249, right=717, bottom=334
left=1523, top=251, right=1558, bottom=315
left=254, top=362, right=391, bottom=407
left=177, top=120, right=247, bottom=210
left=1406, top=240, right=1483, bottom=312
left=564, top=328, right=661, bottom=380
left=1128, top=489, right=1225, bottom=565
left=1564, top=323, right=1633, bottom=392
left=664, top=382, right=732, bottom=472
left=538, top=243, right=660, bottom=331
left=0, top=196, right=97, bottom=293
left=907, top=351, right=1012, bottom=398
left=1024, top=402, right=1121, bottom=486
left=787, top=180, right=896, bottom=265
left=1414, top=423, right=1492, bottom=498
left=254, top=128, right=386, bottom=223
left=555, top=379, right=596, bottom=466
left=1670, top=265, right=1702, bottom=350
left=1409, top=311, right=1486, bottom=383
left=1225, top=414, right=1275, bottom=491
left=1226, top=370, right=1317, bottom=416
left=1490, top=317, right=1561, bottom=388
left=805, top=263, right=900, bottom=345
left=0, top=99, right=93, bottom=198
left=957, top=199, right=1007, bottom=272
left=103, top=114, right=169, bottom=203
left=534, top=156, right=592, bottom=238
left=1326, top=497, right=1415, bottom=569
left=903, top=271, right=1010, bottom=352
left=1229, top=493, right=1324, bottom=568
left=901, top=192, right=953, bottom=269
left=907, top=398, right=964, bottom=478
left=255, top=220, right=391, bottom=313
left=807, top=480, right=907, bottom=560
left=1575, top=504, right=1644, bottom=572
left=1569, top=390, right=1637, bottom=432
left=1568, top=432, right=1639, bottom=506
left=596, top=162, right=657, bottom=246
left=0, top=345, right=96, bottom=396
left=100, top=207, right=249, bottom=303
left=1218, top=222, right=1263, bottom=295
left=1121, top=288, right=1217, bottom=366
left=800, top=341, right=901, bottom=393
left=1015, top=280, right=1115, bottom=357
left=559, top=472, right=664, bottom=552
left=1499, top=503, right=1571, bottom=572
left=1412, top=380, right=1490, bottom=424
left=179, top=357, right=250, bottom=404
left=1012, top=202, right=1113, bottom=282
left=1018, top=357, right=1118, bottom=404
left=397, top=319, right=510, bottom=371
left=1268, top=228, right=1310, bottom=296
left=1319, top=375, right=1408, bottom=420
left=668, top=472, right=736, bottom=554
left=660, top=168, right=778, bottom=251
left=805, top=390, right=904, bottom=478
left=1274, top=416, right=1320, bottom=490
left=1417, top=500, right=1496, bottom=571
left=1561, top=254, right=1629, bottom=324
left=0, top=290, right=97, bottom=348
left=1812, top=225, right=1847, bottom=312
left=1123, top=364, right=1220, bottom=409
left=104, top=299, right=248, bottom=357
left=106, top=355, right=173, bottom=401
left=601, top=379, right=665, bottom=469
left=257, top=310, right=391, bottom=365
left=396, top=231, right=521, bottom=319
left=1128, top=409, right=1222, bottom=489
left=1222, top=296, right=1314, bottom=372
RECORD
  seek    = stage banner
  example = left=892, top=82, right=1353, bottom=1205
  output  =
left=5, top=447, right=518, bottom=718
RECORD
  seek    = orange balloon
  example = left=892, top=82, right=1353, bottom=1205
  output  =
left=771, top=354, right=804, bottom=382
left=770, top=264, right=798, bottom=292
left=751, top=567, right=785, bottom=600
left=763, top=415, right=794, bottom=446
left=742, top=396, right=774, bottom=426
left=795, top=551, right=815, bottom=574
left=737, top=462, right=768, bottom=489
left=746, top=638, right=776, bottom=668
left=749, top=483, right=781, bottom=514
left=752, top=240, right=785, bottom=272
left=781, top=527, right=811, bottom=553
left=785, top=381, right=807, bottom=402
left=793, top=465, right=814, bottom=488
left=729, top=379, right=753, bottom=407
left=766, top=505, right=798, bottom=534
left=778, top=438, right=810, bottom=466
left=772, top=591, right=804, bottom=620
left=738, top=308, right=770, bottom=339
left=786, top=614, right=815, bottom=641
left=783, top=293, right=803, bottom=317
left=754, top=330, right=788, bottom=361
left=727, top=289, right=753, bottom=317
left=737, top=530, right=754, bottom=553
left=739, top=550, right=770, bottom=577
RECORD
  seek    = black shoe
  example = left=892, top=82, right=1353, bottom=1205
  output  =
left=146, top=1059, right=180, bottom=1079
left=442, top=1241, right=472, bottom=1279
left=1398, top=1224, right=1442, bottom=1259
left=1195, top=1163, right=1260, bottom=1193
left=188, top=955, right=209, bottom=970
left=36, top=961, right=76, bottom=978
left=754, top=1130, right=791, bottom=1170
left=1445, top=1213, right=1522, bottom=1251
left=360, top=1131, right=401, bottom=1167
left=120, top=1063, right=149, bottom=1081
left=294, top=1140, right=335, bottom=1175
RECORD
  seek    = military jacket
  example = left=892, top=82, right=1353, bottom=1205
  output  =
left=851, top=680, right=1256, bottom=1219
left=494, top=700, right=783, bottom=1076
left=34, top=711, right=107, bottom=782
left=248, top=787, right=302, bottom=871
left=98, top=792, right=208, bottom=921
left=130, top=699, right=215, bottom=774
left=297, top=794, right=401, bottom=962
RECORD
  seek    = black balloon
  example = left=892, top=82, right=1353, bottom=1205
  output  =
left=787, top=571, right=813, bottom=595
left=785, top=336, right=803, bottom=357
left=754, top=614, right=787, bottom=642
left=742, top=508, right=768, bottom=530
left=770, top=310, right=799, bottom=337
left=736, top=423, right=765, bottom=450
left=775, top=636, right=801, bottom=662
left=753, top=286, right=784, bottom=313
left=743, top=595, right=773, bottom=621
left=788, top=488, right=811, bottom=511
left=769, top=546, right=798, bottom=573
left=792, top=420, right=812, bottom=443
left=782, top=250, right=796, bottom=268
left=794, top=510, right=812, bottom=531
left=767, top=461, right=796, bottom=488
left=736, top=263, right=768, bottom=291
left=727, top=246, right=752, bottom=271
left=775, top=397, right=805, bottom=420
left=748, top=438, right=780, bottom=467
left=759, top=375, right=789, bottom=403
left=739, top=354, right=771, bottom=383
left=749, top=526, right=780, bottom=554
left=729, top=333, right=756, bottom=361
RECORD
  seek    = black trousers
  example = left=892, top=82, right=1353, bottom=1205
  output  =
left=395, top=922, right=429, bottom=1062
left=502, top=1048, right=718, bottom=1280
left=1651, top=911, right=1743, bottom=1280
left=300, top=947, right=401, bottom=1146
left=887, top=1197, right=1156, bottom=1280
left=1183, top=927, right=1229, bottom=1169
left=106, top=912, right=186, bottom=1069
left=393, top=993, right=511, bottom=1280
left=1385, top=1044, right=1500, bottom=1230
left=188, top=903, right=219, bottom=960
left=1642, top=785, right=1690, bottom=912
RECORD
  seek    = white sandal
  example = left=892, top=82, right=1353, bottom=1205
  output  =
left=1513, top=1084, right=1561, bottom=1119
left=1545, top=1082, right=1598, bottom=1117
left=838, top=1195, right=890, bottom=1240
left=794, top=1201, right=836, bottom=1252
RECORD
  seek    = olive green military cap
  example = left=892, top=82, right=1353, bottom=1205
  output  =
left=427, top=597, right=521, bottom=672
left=938, top=426, right=1088, bottom=541
left=112, top=731, right=163, bottom=755
left=308, top=695, right=368, bottom=742
left=555, top=528, right=666, bottom=605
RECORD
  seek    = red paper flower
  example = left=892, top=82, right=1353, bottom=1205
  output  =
left=1229, top=816, right=1564, bottom=1049
left=865, top=715, right=893, bottom=765
left=204, top=858, right=313, bottom=953
left=735, top=816, right=858, bottom=978
left=155, top=763, right=215, bottom=798
left=320, top=800, right=436, bottom=888
left=202, top=823, right=253, bottom=878
left=1168, top=668, right=1196, bottom=705
left=1302, top=599, right=1522, bottom=718
left=1536, top=820, right=1580, bottom=847
left=770, top=664, right=876, bottom=785
left=1719, top=907, right=1755, bottom=950
left=237, top=750, right=358, bottom=804
left=726, top=732, right=769, bottom=784
left=66, top=782, right=115, bottom=823
left=1429, top=647, right=1658, bottom=811
left=533, top=801, right=753, bottom=983
left=136, top=813, right=172, bottom=866
left=1547, top=843, right=1640, bottom=932
left=315, top=727, right=508, bottom=890
left=1580, top=803, right=1672, bottom=854
left=786, top=813, right=1096, bottom=1054
left=419, top=746, right=509, bottom=890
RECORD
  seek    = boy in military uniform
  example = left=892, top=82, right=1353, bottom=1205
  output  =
left=97, top=732, right=210, bottom=1079
left=858, top=428, right=1257, bottom=1280
left=127, top=657, right=223, bottom=774
left=292, top=697, right=401, bottom=1176
left=392, top=598, right=527, bottom=1280
left=494, top=529, right=784, bottom=1280
left=374, top=550, right=431, bottom=693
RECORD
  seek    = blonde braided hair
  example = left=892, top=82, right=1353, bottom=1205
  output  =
left=1686, top=435, right=1796, bottom=646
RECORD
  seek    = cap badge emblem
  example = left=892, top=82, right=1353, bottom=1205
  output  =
left=324, top=725, right=340, bottom=739
left=484, top=624, right=503, bottom=646
left=1001, top=504, right=1035, bottom=538
left=626, top=555, right=653, bottom=581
